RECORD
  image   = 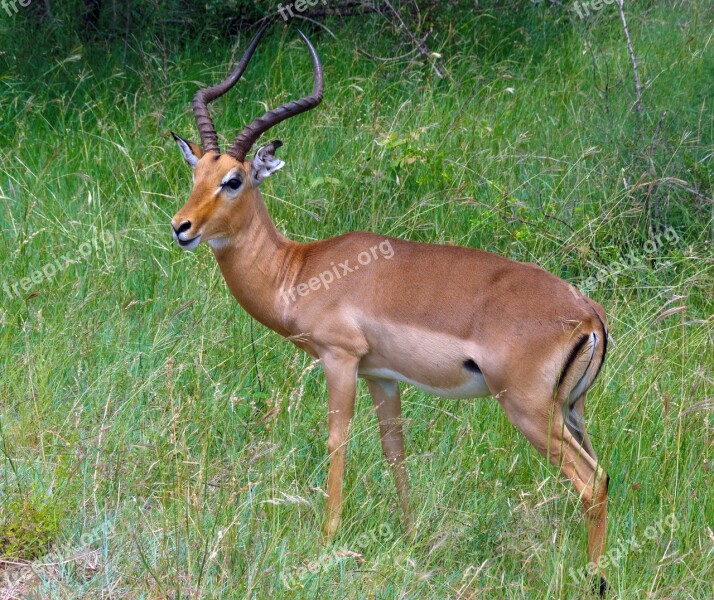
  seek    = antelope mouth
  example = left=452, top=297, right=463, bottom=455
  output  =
left=174, top=231, right=201, bottom=251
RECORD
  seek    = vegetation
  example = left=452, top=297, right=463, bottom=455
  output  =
left=0, top=494, right=63, bottom=562
left=1, top=1, right=712, bottom=597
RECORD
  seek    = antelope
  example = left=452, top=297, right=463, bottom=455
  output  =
left=170, top=25, right=610, bottom=595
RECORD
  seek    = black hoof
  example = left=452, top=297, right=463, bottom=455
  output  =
left=597, top=575, right=607, bottom=597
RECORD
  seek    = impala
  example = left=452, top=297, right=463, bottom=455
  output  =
left=170, top=25, right=610, bottom=595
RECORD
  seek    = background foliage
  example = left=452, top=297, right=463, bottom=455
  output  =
left=1, top=0, right=712, bottom=597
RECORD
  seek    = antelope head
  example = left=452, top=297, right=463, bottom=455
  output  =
left=171, top=25, right=323, bottom=251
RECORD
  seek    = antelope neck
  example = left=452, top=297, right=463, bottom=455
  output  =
left=210, top=195, right=297, bottom=335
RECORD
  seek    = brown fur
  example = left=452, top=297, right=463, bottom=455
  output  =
left=171, top=143, right=610, bottom=589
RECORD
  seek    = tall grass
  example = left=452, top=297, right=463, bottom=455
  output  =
left=1, top=1, right=712, bottom=597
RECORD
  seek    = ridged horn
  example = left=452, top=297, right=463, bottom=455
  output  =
left=192, top=22, right=270, bottom=154
left=226, top=30, right=323, bottom=162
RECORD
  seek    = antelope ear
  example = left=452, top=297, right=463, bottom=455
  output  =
left=252, top=140, right=285, bottom=184
left=172, top=132, right=203, bottom=168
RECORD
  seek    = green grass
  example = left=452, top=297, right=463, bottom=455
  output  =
left=1, top=2, right=712, bottom=598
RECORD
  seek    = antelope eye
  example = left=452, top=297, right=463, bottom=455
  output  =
left=224, top=177, right=242, bottom=190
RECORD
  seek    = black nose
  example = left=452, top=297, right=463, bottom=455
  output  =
left=173, top=220, right=191, bottom=235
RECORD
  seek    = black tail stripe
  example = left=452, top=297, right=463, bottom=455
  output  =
left=558, top=333, right=590, bottom=393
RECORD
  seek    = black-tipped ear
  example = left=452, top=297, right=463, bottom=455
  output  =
left=252, top=140, right=285, bottom=183
left=172, top=131, right=203, bottom=168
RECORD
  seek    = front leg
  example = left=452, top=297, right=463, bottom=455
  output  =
left=321, top=350, right=359, bottom=538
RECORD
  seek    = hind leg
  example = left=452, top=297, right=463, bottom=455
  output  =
left=499, top=395, right=609, bottom=595
left=367, top=378, right=411, bottom=528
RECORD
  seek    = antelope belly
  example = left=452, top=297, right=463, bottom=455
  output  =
left=359, top=366, right=492, bottom=399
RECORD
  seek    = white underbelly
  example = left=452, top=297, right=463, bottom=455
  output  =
left=359, top=367, right=492, bottom=399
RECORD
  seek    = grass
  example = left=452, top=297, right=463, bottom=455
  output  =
left=0, top=1, right=712, bottom=597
